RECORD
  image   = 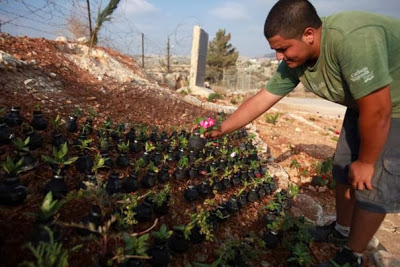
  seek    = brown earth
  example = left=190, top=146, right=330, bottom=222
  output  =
left=0, top=34, right=398, bottom=266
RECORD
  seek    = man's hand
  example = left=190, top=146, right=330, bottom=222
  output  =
left=348, top=160, right=374, bottom=190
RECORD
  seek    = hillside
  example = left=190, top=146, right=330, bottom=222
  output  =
left=0, top=34, right=398, bottom=266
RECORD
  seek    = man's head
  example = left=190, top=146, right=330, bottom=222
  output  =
left=264, top=0, right=322, bottom=67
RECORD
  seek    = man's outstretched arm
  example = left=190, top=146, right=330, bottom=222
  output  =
left=211, top=89, right=284, bottom=138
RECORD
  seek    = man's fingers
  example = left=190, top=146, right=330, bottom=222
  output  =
left=357, top=183, right=365, bottom=191
left=365, top=181, right=373, bottom=190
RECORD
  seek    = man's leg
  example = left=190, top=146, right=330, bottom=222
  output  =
left=347, top=206, right=386, bottom=253
left=335, top=184, right=356, bottom=227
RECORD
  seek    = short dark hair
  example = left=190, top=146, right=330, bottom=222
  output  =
left=264, top=0, right=322, bottom=39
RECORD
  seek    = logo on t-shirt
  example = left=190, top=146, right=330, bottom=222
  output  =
left=350, top=67, right=375, bottom=83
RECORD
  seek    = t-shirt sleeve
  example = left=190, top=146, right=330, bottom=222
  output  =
left=338, top=27, right=392, bottom=100
left=266, top=61, right=300, bottom=96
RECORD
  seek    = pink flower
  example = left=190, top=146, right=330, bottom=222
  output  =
left=199, top=117, right=215, bottom=130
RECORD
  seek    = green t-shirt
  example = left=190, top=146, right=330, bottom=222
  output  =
left=266, top=11, right=400, bottom=118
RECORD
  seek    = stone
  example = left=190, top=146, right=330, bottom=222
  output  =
left=55, top=36, right=68, bottom=42
left=367, top=236, right=380, bottom=250
left=291, top=194, right=324, bottom=224
left=373, top=250, right=400, bottom=267
left=24, top=79, right=36, bottom=86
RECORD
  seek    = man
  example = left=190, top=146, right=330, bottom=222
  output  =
left=210, top=0, right=400, bottom=266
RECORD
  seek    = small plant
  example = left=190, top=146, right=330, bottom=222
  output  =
left=50, top=114, right=63, bottom=132
left=41, top=143, right=79, bottom=175
left=179, top=135, right=188, bottom=149
left=287, top=242, right=314, bottom=266
left=119, top=193, right=139, bottom=228
left=28, top=192, right=65, bottom=223
left=189, top=209, right=215, bottom=241
left=148, top=184, right=170, bottom=208
left=222, top=166, right=232, bottom=178
left=207, top=92, right=223, bottom=102
left=12, top=136, right=30, bottom=153
left=122, top=232, right=150, bottom=257
left=75, top=138, right=93, bottom=151
left=20, top=226, right=82, bottom=267
left=177, top=155, right=189, bottom=169
left=316, top=157, right=333, bottom=176
left=117, top=140, right=130, bottom=153
left=92, top=153, right=106, bottom=173
left=288, top=183, right=299, bottom=199
left=312, top=174, right=329, bottom=186
left=265, top=112, right=280, bottom=125
left=1, top=156, right=24, bottom=176
left=144, top=142, right=155, bottom=153
left=73, top=107, right=83, bottom=118
left=147, top=161, right=159, bottom=173
left=151, top=224, right=172, bottom=242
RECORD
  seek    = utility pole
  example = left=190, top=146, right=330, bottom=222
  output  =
left=166, top=36, right=171, bottom=73
left=141, top=33, right=144, bottom=68
left=86, top=0, right=93, bottom=37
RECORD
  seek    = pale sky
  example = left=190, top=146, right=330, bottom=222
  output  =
left=1, top=0, right=399, bottom=57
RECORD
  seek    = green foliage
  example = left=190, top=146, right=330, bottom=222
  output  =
left=177, top=155, right=189, bottom=169
left=287, top=242, right=313, bottom=266
left=50, top=114, right=63, bottom=132
left=145, top=142, right=155, bottom=153
left=13, top=136, right=30, bottom=152
left=20, top=226, right=82, bottom=267
left=265, top=112, right=280, bottom=125
left=288, top=183, right=299, bottom=198
left=29, top=192, right=66, bottom=223
left=1, top=156, right=24, bottom=175
left=118, top=193, right=139, bottom=228
left=117, top=140, right=130, bottom=153
left=206, top=29, right=239, bottom=84
left=92, top=153, right=106, bottom=173
left=87, top=107, right=98, bottom=120
left=123, top=232, right=149, bottom=256
left=189, top=209, right=215, bottom=241
left=73, top=107, right=83, bottom=118
left=316, top=157, right=333, bottom=175
left=215, top=238, right=259, bottom=266
left=151, top=224, right=172, bottom=242
left=41, top=143, right=78, bottom=175
left=207, top=93, right=223, bottom=102
left=148, top=184, right=170, bottom=208
left=75, top=138, right=93, bottom=151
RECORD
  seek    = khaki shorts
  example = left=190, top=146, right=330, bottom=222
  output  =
left=332, top=108, right=400, bottom=213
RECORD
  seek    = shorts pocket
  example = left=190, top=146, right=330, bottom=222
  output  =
left=379, top=158, right=400, bottom=203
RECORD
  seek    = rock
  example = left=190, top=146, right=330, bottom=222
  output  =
left=76, top=37, right=87, bottom=44
left=49, top=72, right=57, bottom=77
left=373, top=250, right=400, bottom=267
left=87, top=96, right=97, bottom=101
left=367, top=236, right=380, bottom=250
left=55, top=36, right=68, bottom=42
left=24, top=79, right=36, bottom=86
left=261, top=262, right=272, bottom=267
left=291, top=194, right=324, bottom=224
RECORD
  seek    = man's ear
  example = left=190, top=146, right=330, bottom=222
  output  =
left=302, top=27, right=315, bottom=44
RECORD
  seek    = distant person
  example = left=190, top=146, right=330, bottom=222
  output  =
left=210, top=0, right=400, bottom=266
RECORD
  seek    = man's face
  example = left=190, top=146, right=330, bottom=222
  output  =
left=267, top=34, right=312, bottom=68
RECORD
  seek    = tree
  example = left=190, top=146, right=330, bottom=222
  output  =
left=206, top=29, right=239, bottom=84
left=89, top=0, right=121, bottom=48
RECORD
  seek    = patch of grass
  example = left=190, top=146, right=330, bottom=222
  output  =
left=331, top=136, right=339, bottom=142
left=207, top=92, right=223, bottom=102
left=265, top=112, right=280, bottom=125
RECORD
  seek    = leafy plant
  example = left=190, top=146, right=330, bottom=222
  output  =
left=148, top=184, right=170, bottom=208
left=28, top=192, right=65, bottom=223
left=92, top=153, right=106, bottom=173
left=144, top=142, right=155, bottom=153
left=265, top=112, right=280, bottom=125
left=117, top=140, right=130, bottom=153
left=73, top=107, right=83, bottom=118
left=288, top=183, right=299, bottom=199
left=151, top=224, right=172, bottom=242
left=20, top=226, right=82, bottom=267
left=1, top=156, right=24, bottom=176
left=121, top=232, right=150, bottom=263
left=119, top=193, right=139, bottom=228
left=207, top=92, right=223, bottom=102
left=287, top=242, right=313, bottom=266
left=50, top=114, right=63, bottom=132
left=41, top=143, right=79, bottom=175
left=87, top=107, right=98, bottom=120
left=34, top=103, right=42, bottom=112
left=189, top=209, right=215, bottom=241
left=75, top=138, right=93, bottom=151
left=13, top=136, right=30, bottom=152
left=177, top=155, right=189, bottom=169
